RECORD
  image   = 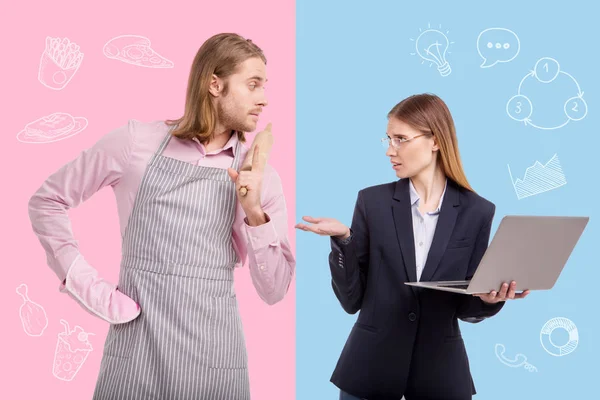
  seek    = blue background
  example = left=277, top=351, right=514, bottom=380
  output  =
left=296, top=0, right=599, bottom=398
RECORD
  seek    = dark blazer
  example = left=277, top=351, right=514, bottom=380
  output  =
left=328, top=178, right=504, bottom=400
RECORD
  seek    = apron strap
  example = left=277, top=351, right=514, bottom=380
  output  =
left=150, top=123, right=177, bottom=164
left=231, top=133, right=242, bottom=171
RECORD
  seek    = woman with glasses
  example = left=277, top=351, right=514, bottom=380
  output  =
left=296, top=93, right=529, bottom=400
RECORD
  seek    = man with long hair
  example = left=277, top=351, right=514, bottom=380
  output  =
left=28, top=33, right=295, bottom=399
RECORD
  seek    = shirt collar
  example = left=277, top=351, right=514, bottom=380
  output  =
left=409, top=178, right=448, bottom=214
left=192, top=131, right=238, bottom=155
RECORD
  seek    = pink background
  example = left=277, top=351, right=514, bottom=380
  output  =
left=1, top=1, right=295, bottom=399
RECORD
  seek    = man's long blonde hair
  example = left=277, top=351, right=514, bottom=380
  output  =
left=166, top=33, right=266, bottom=144
left=388, top=93, right=474, bottom=192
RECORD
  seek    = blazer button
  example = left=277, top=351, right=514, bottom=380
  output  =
left=408, top=312, right=417, bottom=322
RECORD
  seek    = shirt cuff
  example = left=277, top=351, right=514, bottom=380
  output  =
left=243, top=213, right=280, bottom=250
left=332, top=229, right=353, bottom=246
left=49, top=249, right=81, bottom=283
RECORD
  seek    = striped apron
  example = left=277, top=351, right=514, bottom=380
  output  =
left=92, top=126, right=250, bottom=399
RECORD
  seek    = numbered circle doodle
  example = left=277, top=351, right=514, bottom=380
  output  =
left=506, top=94, right=533, bottom=122
left=564, top=96, right=588, bottom=121
left=534, top=57, right=560, bottom=83
left=540, top=317, right=579, bottom=357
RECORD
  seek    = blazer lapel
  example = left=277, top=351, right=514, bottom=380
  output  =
left=419, top=180, right=461, bottom=282
left=392, top=179, right=417, bottom=284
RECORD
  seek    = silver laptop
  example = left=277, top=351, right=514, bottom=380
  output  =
left=404, top=215, right=589, bottom=294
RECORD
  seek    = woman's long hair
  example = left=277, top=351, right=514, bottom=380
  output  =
left=388, top=93, right=474, bottom=192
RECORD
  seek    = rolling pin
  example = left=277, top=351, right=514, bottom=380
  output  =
left=239, top=123, right=273, bottom=196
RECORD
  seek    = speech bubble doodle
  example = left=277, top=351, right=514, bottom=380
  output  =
left=477, top=28, right=520, bottom=68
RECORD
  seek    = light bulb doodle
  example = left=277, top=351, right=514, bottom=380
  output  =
left=410, top=23, right=453, bottom=77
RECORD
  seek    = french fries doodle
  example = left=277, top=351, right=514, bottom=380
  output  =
left=38, top=36, right=84, bottom=90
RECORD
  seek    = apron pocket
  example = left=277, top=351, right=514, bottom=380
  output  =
left=102, top=316, right=141, bottom=359
left=206, top=296, right=248, bottom=369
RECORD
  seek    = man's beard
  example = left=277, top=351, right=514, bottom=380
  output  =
left=217, top=100, right=253, bottom=133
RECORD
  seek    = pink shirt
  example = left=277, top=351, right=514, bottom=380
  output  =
left=28, top=119, right=295, bottom=305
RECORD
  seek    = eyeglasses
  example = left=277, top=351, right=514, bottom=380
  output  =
left=381, top=133, right=432, bottom=149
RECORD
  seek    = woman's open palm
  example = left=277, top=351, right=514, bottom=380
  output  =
left=295, top=216, right=350, bottom=238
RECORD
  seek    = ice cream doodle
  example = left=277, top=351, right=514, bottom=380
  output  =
left=17, top=112, right=88, bottom=144
left=103, top=34, right=174, bottom=68
left=53, top=319, right=94, bottom=382
left=16, top=284, right=48, bottom=337
left=38, top=36, right=84, bottom=90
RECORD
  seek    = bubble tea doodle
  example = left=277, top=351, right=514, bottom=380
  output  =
left=53, top=319, right=94, bottom=381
